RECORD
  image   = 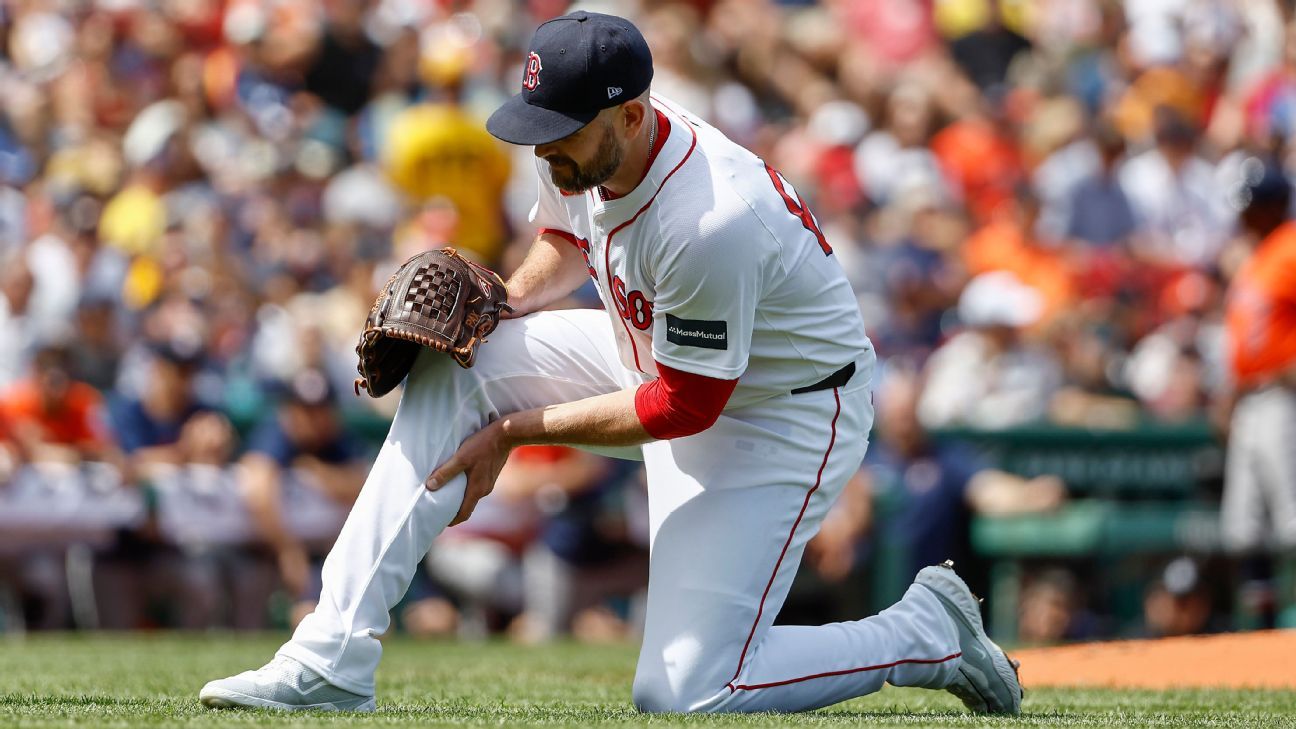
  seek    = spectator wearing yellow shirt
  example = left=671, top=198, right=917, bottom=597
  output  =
left=382, top=103, right=511, bottom=265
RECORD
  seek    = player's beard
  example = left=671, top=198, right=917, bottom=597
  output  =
left=545, top=123, right=624, bottom=194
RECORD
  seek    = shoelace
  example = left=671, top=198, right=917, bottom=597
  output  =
left=259, top=656, right=301, bottom=684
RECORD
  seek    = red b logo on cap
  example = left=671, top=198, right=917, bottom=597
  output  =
left=522, top=52, right=542, bottom=91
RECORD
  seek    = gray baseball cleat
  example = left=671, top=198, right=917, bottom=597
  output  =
left=199, top=655, right=376, bottom=712
left=915, top=560, right=1023, bottom=715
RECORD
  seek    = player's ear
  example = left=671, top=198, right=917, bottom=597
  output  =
left=619, top=98, right=648, bottom=139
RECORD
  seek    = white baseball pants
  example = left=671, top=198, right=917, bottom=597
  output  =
left=278, top=309, right=961, bottom=712
left=1222, top=385, right=1296, bottom=551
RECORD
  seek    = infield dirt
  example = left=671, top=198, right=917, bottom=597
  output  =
left=1014, top=629, right=1296, bottom=689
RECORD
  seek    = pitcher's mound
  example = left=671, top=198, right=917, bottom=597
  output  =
left=1014, top=630, right=1296, bottom=689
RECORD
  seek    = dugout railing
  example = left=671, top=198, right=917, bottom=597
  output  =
left=923, top=421, right=1291, bottom=640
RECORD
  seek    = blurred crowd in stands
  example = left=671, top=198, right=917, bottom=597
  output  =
left=2, top=0, right=1295, bottom=641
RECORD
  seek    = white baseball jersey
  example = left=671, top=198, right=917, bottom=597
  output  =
left=530, top=96, right=873, bottom=409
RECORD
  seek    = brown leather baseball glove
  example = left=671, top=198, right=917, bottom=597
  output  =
left=354, top=248, right=511, bottom=397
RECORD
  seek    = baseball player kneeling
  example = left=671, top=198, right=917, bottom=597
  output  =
left=200, top=11, right=1021, bottom=716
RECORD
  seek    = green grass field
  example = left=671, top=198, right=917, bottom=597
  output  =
left=1, top=634, right=1294, bottom=728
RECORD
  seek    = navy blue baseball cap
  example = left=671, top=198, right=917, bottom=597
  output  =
left=487, top=11, right=653, bottom=146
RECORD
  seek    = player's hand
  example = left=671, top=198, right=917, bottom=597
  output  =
left=425, top=420, right=513, bottom=526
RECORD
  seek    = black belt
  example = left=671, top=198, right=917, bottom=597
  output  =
left=791, top=361, right=855, bottom=395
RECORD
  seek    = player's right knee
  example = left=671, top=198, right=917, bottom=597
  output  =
left=632, top=669, right=729, bottom=714
left=631, top=671, right=680, bottom=713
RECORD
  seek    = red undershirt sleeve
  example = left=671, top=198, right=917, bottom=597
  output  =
left=634, top=362, right=738, bottom=440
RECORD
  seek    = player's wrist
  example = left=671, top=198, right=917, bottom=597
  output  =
left=494, top=413, right=528, bottom=449
left=504, top=273, right=553, bottom=317
left=502, top=287, right=532, bottom=318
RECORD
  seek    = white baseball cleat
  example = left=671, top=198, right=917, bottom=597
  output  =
left=199, top=655, right=376, bottom=712
left=915, top=560, right=1023, bottom=715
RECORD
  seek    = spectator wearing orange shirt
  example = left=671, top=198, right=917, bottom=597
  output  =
left=0, top=344, right=116, bottom=465
left=1220, top=156, right=1296, bottom=553
left=930, top=104, right=1024, bottom=224
left=962, top=186, right=1075, bottom=325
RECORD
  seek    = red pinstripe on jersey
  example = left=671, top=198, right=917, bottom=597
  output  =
left=731, top=653, right=962, bottom=692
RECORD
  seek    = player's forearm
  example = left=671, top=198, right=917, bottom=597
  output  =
left=498, top=388, right=651, bottom=448
left=505, top=233, right=589, bottom=315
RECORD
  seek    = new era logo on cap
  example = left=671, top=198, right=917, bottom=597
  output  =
left=607, top=86, right=622, bottom=99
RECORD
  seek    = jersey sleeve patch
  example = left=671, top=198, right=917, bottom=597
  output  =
left=664, top=314, right=728, bottom=350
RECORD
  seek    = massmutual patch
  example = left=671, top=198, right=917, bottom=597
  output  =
left=664, top=314, right=728, bottom=350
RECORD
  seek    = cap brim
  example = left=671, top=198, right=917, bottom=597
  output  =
left=486, top=93, right=599, bottom=145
